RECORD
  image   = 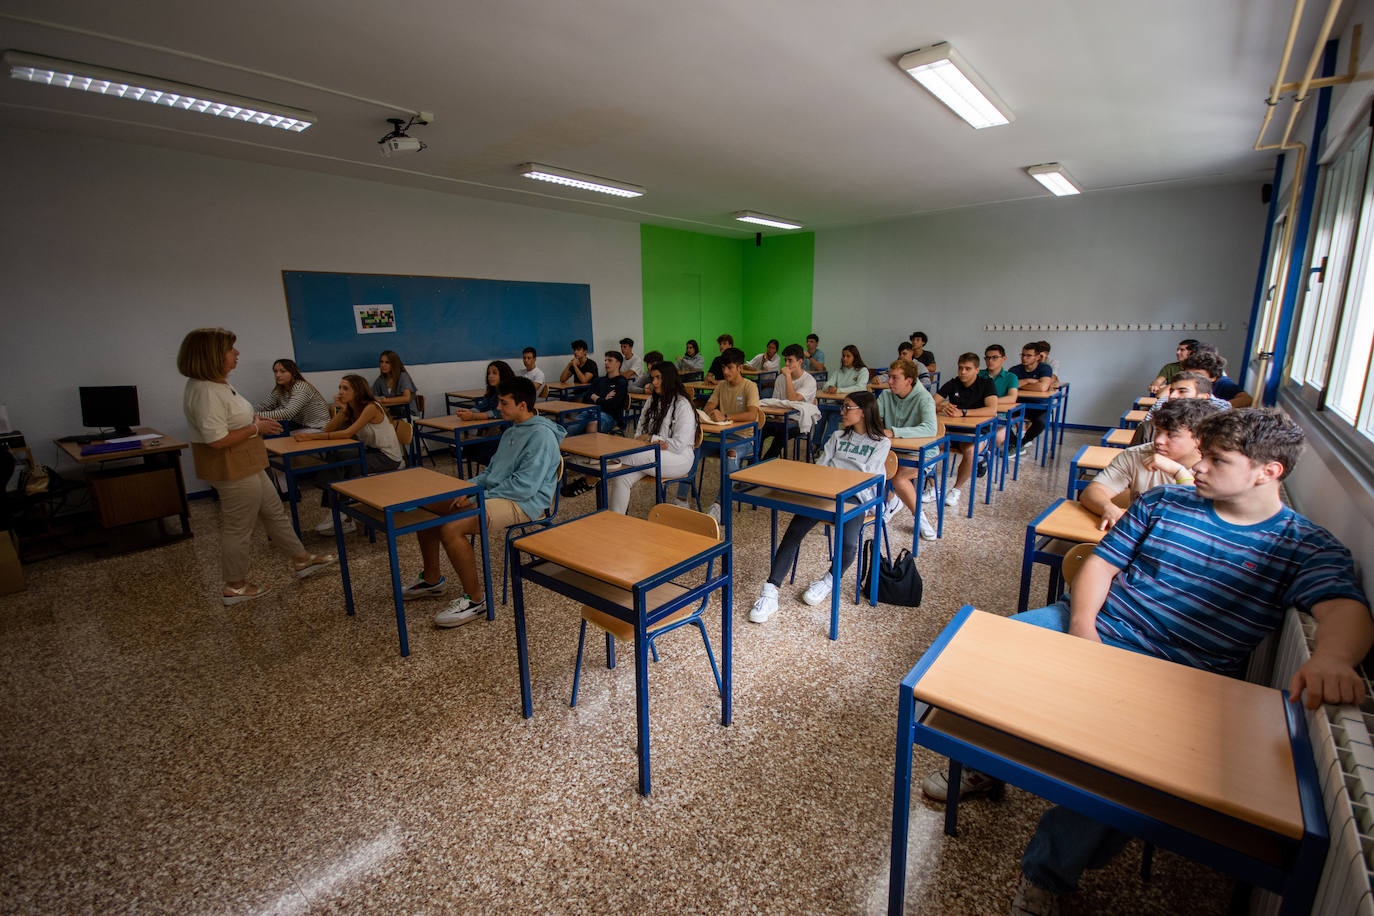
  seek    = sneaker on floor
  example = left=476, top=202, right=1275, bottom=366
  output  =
left=976, top=458, right=989, bottom=479
left=221, top=583, right=272, bottom=606
left=801, top=573, right=833, bottom=606
left=918, top=510, right=937, bottom=540
left=673, top=496, right=691, bottom=509
left=293, top=554, right=337, bottom=579
left=945, top=487, right=961, bottom=507
left=402, top=575, right=447, bottom=600
left=749, top=583, right=779, bottom=623
left=920, top=766, right=1002, bottom=802
left=1010, top=875, right=1062, bottom=916
left=314, top=516, right=356, bottom=536
left=434, top=595, right=487, bottom=628
left=882, top=493, right=904, bottom=524
left=921, top=484, right=938, bottom=505
left=706, top=502, right=721, bottom=523
left=560, top=478, right=591, bottom=499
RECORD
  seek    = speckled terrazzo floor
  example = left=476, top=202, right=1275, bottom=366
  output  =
left=1, top=433, right=1234, bottom=915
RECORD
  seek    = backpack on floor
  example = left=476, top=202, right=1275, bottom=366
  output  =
left=860, top=541, right=923, bottom=607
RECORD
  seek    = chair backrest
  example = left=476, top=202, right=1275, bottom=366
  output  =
left=647, top=502, right=720, bottom=541
left=537, top=383, right=549, bottom=399
left=543, top=454, right=565, bottom=519
left=884, top=451, right=899, bottom=479
left=393, top=419, right=413, bottom=447
left=1061, top=542, right=1097, bottom=585
left=415, top=394, right=426, bottom=418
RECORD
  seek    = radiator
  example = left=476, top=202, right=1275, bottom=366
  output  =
left=1249, top=609, right=1374, bottom=916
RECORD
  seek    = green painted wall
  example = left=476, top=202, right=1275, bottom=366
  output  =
left=640, top=225, right=814, bottom=363
left=742, top=232, right=814, bottom=355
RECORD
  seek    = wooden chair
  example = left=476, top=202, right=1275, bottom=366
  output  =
left=1060, top=542, right=1097, bottom=586
left=413, top=393, right=437, bottom=466
left=500, top=455, right=565, bottom=604
left=657, top=424, right=706, bottom=509
left=392, top=418, right=415, bottom=467
left=570, top=503, right=722, bottom=706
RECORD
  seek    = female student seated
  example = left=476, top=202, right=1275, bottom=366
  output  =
left=373, top=350, right=418, bottom=419
left=676, top=339, right=704, bottom=375
left=454, top=360, right=516, bottom=467
left=296, top=374, right=406, bottom=534
left=746, top=339, right=781, bottom=373
left=606, top=361, right=698, bottom=514
left=815, top=345, right=872, bottom=444
left=255, top=358, right=331, bottom=431
left=749, top=391, right=890, bottom=624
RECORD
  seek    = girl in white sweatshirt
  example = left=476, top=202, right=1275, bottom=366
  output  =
left=750, top=390, right=891, bottom=623
left=607, top=361, right=699, bottom=514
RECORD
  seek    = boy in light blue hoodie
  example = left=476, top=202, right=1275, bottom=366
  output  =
left=404, top=377, right=566, bottom=627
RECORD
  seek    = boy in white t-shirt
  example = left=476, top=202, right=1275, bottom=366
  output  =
left=517, top=347, right=545, bottom=390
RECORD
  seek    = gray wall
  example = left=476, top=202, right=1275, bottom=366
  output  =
left=0, top=129, right=641, bottom=491
left=813, top=181, right=1268, bottom=426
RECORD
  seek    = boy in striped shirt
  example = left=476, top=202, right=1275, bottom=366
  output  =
left=923, top=408, right=1372, bottom=916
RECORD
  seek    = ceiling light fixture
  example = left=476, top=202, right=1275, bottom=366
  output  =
left=898, top=42, right=1013, bottom=130
left=517, top=163, right=643, bottom=198
left=1025, top=163, right=1081, bottom=196
left=732, top=211, right=804, bottom=230
left=3, top=50, right=315, bottom=132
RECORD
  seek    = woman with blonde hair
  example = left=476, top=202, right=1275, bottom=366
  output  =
left=255, top=358, right=330, bottom=431
left=178, top=328, right=335, bottom=605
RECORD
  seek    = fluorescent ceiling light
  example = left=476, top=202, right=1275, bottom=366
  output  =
left=4, top=50, right=315, bottom=132
left=1025, top=163, right=1081, bottom=196
left=733, top=211, right=803, bottom=230
left=517, top=163, right=643, bottom=198
left=898, top=42, right=1013, bottom=130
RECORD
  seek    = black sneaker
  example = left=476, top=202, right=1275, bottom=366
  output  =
left=976, top=458, right=989, bottom=478
left=561, top=478, right=592, bottom=498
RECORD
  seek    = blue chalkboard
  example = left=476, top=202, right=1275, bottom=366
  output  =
left=282, top=270, right=593, bottom=372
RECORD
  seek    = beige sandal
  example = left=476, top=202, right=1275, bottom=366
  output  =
left=293, top=554, right=337, bottom=579
left=221, top=583, right=272, bottom=606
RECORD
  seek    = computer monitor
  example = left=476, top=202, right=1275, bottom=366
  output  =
left=79, top=386, right=140, bottom=437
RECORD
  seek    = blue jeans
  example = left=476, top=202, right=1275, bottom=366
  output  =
left=1011, top=601, right=1143, bottom=894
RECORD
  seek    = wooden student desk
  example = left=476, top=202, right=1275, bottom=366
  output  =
left=889, top=432, right=949, bottom=555
left=263, top=436, right=366, bottom=537
left=1017, top=498, right=1106, bottom=612
left=937, top=413, right=998, bottom=518
left=1102, top=427, right=1135, bottom=448
left=698, top=418, right=760, bottom=542
left=728, top=458, right=885, bottom=640
left=329, top=468, right=491, bottom=657
left=560, top=432, right=659, bottom=509
left=1120, top=408, right=1149, bottom=428
left=1016, top=387, right=1066, bottom=465
left=509, top=510, right=732, bottom=795
left=414, top=414, right=508, bottom=474
left=1067, top=444, right=1122, bottom=499
left=544, top=381, right=590, bottom=401
left=535, top=400, right=598, bottom=429
left=56, top=428, right=191, bottom=534
left=889, top=607, right=1325, bottom=916
left=1135, top=395, right=1158, bottom=409
left=444, top=388, right=487, bottom=412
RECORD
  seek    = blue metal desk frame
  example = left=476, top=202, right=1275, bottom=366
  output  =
left=414, top=415, right=508, bottom=476
left=888, top=605, right=1328, bottom=916
left=443, top=390, right=485, bottom=413
left=728, top=458, right=885, bottom=640
left=699, top=420, right=760, bottom=543
left=1021, top=388, right=1066, bottom=466
left=268, top=439, right=367, bottom=538
left=1016, top=498, right=1084, bottom=613
left=544, top=382, right=591, bottom=402
left=562, top=438, right=662, bottom=510
left=891, top=436, right=949, bottom=557
left=328, top=473, right=493, bottom=657
left=995, top=403, right=1026, bottom=490
left=941, top=415, right=997, bottom=518
left=1067, top=444, right=1110, bottom=500
left=536, top=401, right=600, bottom=432
left=508, top=510, right=733, bottom=795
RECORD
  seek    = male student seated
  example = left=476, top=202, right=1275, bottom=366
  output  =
left=1133, top=369, right=1231, bottom=444
left=760, top=343, right=818, bottom=459
left=1009, top=342, right=1054, bottom=452
left=1080, top=398, right=1222, bottom=529
left=876, top=358, right=939, bottom=540
left=560, top=351, right=632, bottom=498
left=1034, top=340, right=1061, bottom=384
left=629, top=350, right=663, bottom=392
left=919, top=408, right=1372, bottom=916
left=896, top=342, right=933, bottom=387
left=802, top=333, right=826, bottom=373
left=558, top=339, right=599, bottom=385
left=978, top=344, right=1020, bottom=448
left=746, top=339, right=781, bottom=373
left=402, top=377, right=565, bottom=627
left=705, top=333, right=734, bottom=383
left=909, top=331, right=937, bottom=372
left=1147, top=338, right=1201, bottom=394
left=617, top=337, right=641, bottom=380
left=517, top=347, right=545, bottom=391
left=1185, top=347, right=1252, bottom=407
left=702, top=347, right=760, bottom=522
left=934, top=353, right=999, bottom=509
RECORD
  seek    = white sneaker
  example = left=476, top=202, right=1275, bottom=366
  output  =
left=883, top=493, right=904, bottom=524
left=749, top=583, right=779, bottom=623
left=402, top=575, right=447, bottom=600
left=673, top=496, right=690, bottom=509
left=944, top=487, right=961, bottom=508
left=918, top=510, right=937, bottom=540
left=314, top=516, right=355, bottom=536
left=434, top=595, right=487, bottom=628
left=921, top=484, right=938, bottom=505
left=706, top=502, right=722, bottom=523
left=801, top=573, right=832, bottom=606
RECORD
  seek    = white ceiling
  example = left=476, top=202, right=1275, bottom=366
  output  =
left=0, top=0, right=1335, bottom=236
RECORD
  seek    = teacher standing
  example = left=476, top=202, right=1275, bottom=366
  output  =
left=178, top=328, right=335, bottom=605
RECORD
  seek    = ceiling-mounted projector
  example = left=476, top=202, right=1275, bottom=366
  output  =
left=378, top=115, right=430, bottom=157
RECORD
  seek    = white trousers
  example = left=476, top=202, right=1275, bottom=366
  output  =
left=607, top=448, right=695, bottom=514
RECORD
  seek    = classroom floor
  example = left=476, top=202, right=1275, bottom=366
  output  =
left=1, top=432, right=1235, bottom=915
